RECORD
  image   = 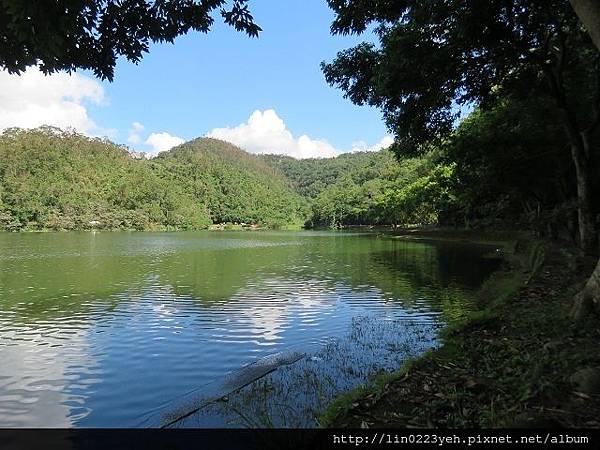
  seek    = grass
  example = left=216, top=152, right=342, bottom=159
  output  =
left=317, top=356, right=425, bottom=427
left=440, top=267, right=524, bottom=339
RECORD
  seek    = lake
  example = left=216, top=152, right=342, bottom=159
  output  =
left=0, top=231, right=499, bottom=427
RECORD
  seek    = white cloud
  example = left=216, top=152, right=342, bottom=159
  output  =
left=207, top=109, right=339, bottom=159
left=0, top=67, right=107, bottom=135
left=127, top=122, right=145, bottom=145
left=207, top=109, right=393, bottom=159
left=127, top=122, right=184, bottom=157
left=145, top=132, right=185, bottom=155
left=350, top=135, right=394, bottom=153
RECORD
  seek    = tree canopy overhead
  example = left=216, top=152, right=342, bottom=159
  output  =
left=324, top=0, right=593, bottom=152
left=0, top=0, right=260, bottom=81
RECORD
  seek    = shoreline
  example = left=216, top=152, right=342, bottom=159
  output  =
left=318, top=234, right=600, bottom=428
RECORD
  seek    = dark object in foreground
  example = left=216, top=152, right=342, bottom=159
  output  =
left=0, top=1, right=260, bottom=81
left=1, top=429, right=599, bottom=450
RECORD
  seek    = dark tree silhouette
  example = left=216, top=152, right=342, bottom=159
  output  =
left=0, top=0, right=260, bottom=81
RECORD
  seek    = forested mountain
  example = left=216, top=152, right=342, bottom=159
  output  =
left=0, top=128, right=305, bottom=231
left=154, top=138, right=307, bottom=226
left=259, top=151, right=397, bottom=198
left=260, top=151, right=450, bottom=228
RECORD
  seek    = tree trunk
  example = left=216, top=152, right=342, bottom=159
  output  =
left=571, top=258, right=600, bottom=320
left=570, top=0, right=600, bottom=51
left=570, top=136, right=598, bottom=255
left=568, top=133, right=599, bottom=321
left=569, top=0, right=600, bottom=320
left=543, top=62, right=597, bottom=254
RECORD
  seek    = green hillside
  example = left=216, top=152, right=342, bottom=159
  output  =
left=259, top=151, right=397, bottom=198
left=154, top=138, right=307, bottom=226
left=260, top=150, right=448, bottom=228
left=0, top=128, right=306, bottom=231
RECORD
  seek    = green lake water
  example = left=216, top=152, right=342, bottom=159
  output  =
left=0, top=231, right=499, bottom=427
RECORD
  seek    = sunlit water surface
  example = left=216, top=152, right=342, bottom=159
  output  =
left=0, top=231, right=499, bottom=427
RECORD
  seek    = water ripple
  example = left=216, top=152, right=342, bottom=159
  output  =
left=0, top=231, right=499, bottom=427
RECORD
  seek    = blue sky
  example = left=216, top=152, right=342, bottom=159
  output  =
left=0, top=1, right=391, bottom=158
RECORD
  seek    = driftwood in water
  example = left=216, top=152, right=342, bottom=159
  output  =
left=137, top=350, right=306, bottom=428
